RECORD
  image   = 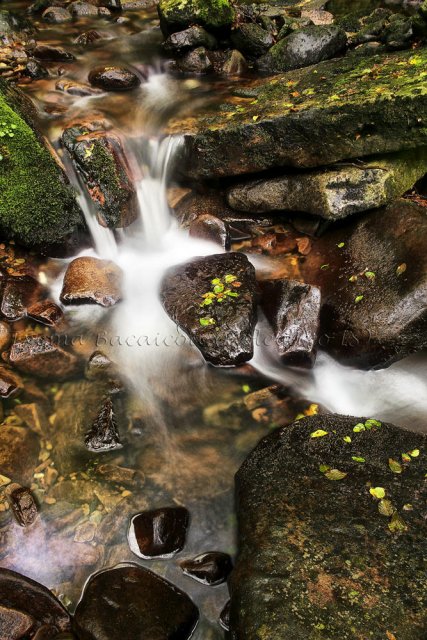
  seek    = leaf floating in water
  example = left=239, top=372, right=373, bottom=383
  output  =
left=389, top=458, right=402, bottom=473
left=396, top=263, right=407, bottom=276
left=369, top=487, right=385, bottom=499
left=324, top=469, right=347, bottom=481
left=388, top=512, right=408, bottom=533
left=378, top=499, right=395, bottom=516
left=353, top=423, right=366, bottom=433
left=310, top=429, right=328, bottom=438
left=343, top=436, right=352, bottom=443
left=409, top=449, right=420, bottom=458
left=352, top=456, right=365, bottom=463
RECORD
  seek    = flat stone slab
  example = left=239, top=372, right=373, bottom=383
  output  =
left=230, top=414, right=427, bottom=640
left=167, top=48, right=427, bottom=178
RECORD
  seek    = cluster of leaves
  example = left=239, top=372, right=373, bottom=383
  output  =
left=0, top=121, right=17, bottom=161
left=199, top=274, right=241, bottom=327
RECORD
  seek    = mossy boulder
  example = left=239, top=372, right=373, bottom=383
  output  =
left=168, top=48, right=427, bottom=178
left=0, top=80, right=81, bottom=248
left=230, top=414, right=427, bottom=639
left=158, top=0, right=236, bottom=34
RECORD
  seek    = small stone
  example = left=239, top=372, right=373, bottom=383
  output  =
left=231, top=23, right=274, bottom=58
left=219, top=600, right=230, bottom=631
left=88, top=65, right=140, bottom=91
left=33, top=45, right=75, bottom=62
left=222, top=49, right=248, bottom=75
left=180, top=551, right=233, bottom=585
left=189, top=214, right=230, bottom=249
left=69, top=1, right=99, bottom=17
left=85, top=397, right=122, bottom=453
left=0, top=322, right=12, bottom=352
left=95, top=463, right=143, bottom=487
left=60, top=257, right=123, bottom=307
left=25, top=59, right=48, bottom=79
left=177, top=47, right=213, bottom=74
left=0, top=425, right=39, bottom=485
left=55, top=79, right=101, bottom=97
left=14, top=403, right=50, bottom=436
left=74, top=521, right=96, bottom=543
left=42, top=7, right=72, bottom=23
left=75, top=30, right=102, bottom=46
left=27, top=300, right=64, bottom=327
left=128, top=506, right=190, bottom=559
left=164, top=26, right=217, bottom=53
left=1, top=275, right=42, bottom=321
left=86, top=350, right=113, bottom=379
left=0, top=366, right=22, bottom=398
left=9, top=335, right=79, bottom=380
left=6, top=484, right=38, bottom=527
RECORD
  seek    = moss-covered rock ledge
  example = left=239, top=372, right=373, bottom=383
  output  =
left=168, top=48, right=427, bottom=179
left=0, top=79, right=81, bottom=247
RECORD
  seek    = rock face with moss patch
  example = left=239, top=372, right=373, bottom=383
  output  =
left=227, top=150, right=427, bottom=219
left=0, top=80, right=81, bottom=247
left=158, top=0, right=236, bottom=34
left=230, top=413, right=426, bottom=640
left=168, top=48, right=427, bottom=178
left=161, top=252, right=258, bottom=366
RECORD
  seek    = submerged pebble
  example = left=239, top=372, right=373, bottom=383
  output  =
left=128, top=506, right=190, bottom=559
left=88, top=65, right=141, bottom=91
left=6, top=484, right=38, bottom=527
left=179, top=551, right=233, bottom=585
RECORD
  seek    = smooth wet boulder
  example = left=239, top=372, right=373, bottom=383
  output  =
left=231, top=23, right=274, bottom=58
left=260, top=279, right=321, bottom=366
left=164, top=26, right=217, bottom=53
left=189, top=214, right=230, bottom=249
left=73, top=564, right=199, bottom=640
left=227, top=150, right=427, bottom=220
left=158, top=0, right=235, bottom=35
left=62, top=124, right=138, bottom=228
left=0, top=569, right=71, bottom=637
left=161, top=253, right=258, bottom=366
left=180, top=551, right=233, bottom=585
left=60, top=257, right=123, bottom=307
left=169, top=48, right=427, bottom=179
left=0, top=79, right=81, bottom=247
left=88, top=65, right=141, bottom=91
left=300, top=199, right=427, bottom=368
left=128, top=506, right=190, bottom=558
left=230, top=414, right=427, bottom=640
left=258, top=24, right=347, bottom=72
left=9, top=335, right=79, bottom=379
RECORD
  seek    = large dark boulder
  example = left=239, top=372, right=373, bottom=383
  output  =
left=160, top=252, right=258, bottom=366
left=73, top=564, right=199, bottom=640
left=230, top=414, right=427, bottom=639
left=168, top=48, right=427, bottom=179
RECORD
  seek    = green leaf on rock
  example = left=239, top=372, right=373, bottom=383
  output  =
left=343, top=436, right=352, bottom=443
left=310, top=429, right=328, bottom=438
left=401, top=453, right=411, bottom=463
left=337, top=242, right=345, bottom=248
left=388, top=512, right=408, bottom=533
left=389, top=458, right=402, bottom=473
left=199, top=317, right=216, bottom=327
left=355, top=295, right=364, bottom=303
left=365, top=271, right=375, bottom=280
left=409, top=449, right=420, bottom=458
left=319, top=464, right=330, bottom=473
left=352, top=456, right=365, bottom=463
left=324, top=469, right=347, bottom=481
left=353, top=423, right=366, bottom=433
left=369, top=487, right=385, bottom=499
left=365, top=419, right=381, bottom=428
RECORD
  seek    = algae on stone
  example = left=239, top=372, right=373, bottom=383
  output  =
left=158, top=0, right=235, bottom=33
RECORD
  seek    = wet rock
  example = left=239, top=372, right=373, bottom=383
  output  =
left=260, top=279, right=321, bottom=366
left=42, top=7, right=72, bottom=23
left=69, top=1, right=99, bottom=17
left=25, top=59, right=49, bottom=79
left=75, top=29, right=102, bottom=46
left=164, top=26, right=217, bottom=53
left=227, top=151, right=427, bottom=220
left=231, top=23, right=274, bottom=58
left=85, top=397, right=122, bottom=452
left=88, top=65, right=140, bottom=91
left=74, top=564, right=198, bottom=640
left=0, top=366, right=21, bottom=398
left=180, top=551, right=232, bottom=585
left=0, top=425, right=39, bottom=485
left=222, top=49, right=248, bottom=75
left=189, top=214, right=230, bottom=249
left=161, top=253, right=258, bottom=366
left=33, top=45, right=75, bottom=62
left=0, top=322, right=11, bottom=352
left=128, top=506, right=190, bottom=558
left=300, top=199, right=427, bottom=367
left=230, top=414, right=427, bottom=639
left=6, top=484, right=38, bottom=527
left=27, top=300, right=64, bottom=327
left=0, top=569, right=71, bottom=636
left=56, top=79, right=101, bottom=97
left=9, top=335, right=79, bottom=380
left=384, top=14, right=414, bottom=50
left=177, top=47, right=213, bottom=74
left=1, top=275, right=42, bottom=321
left=258, top=24, right=347, bottom=72
left=219, top=600, right=230, bottom=632
left=0, top=604, right=34, bottom=640
left=85, top=350, right=113, bottom=379
left=158, top=0, right=235, bottom=35
left=95, top=463, right=144, bottom=487
left=62, top=124, right=138, bottom=228
left=170, top=49, right=427, bottom=179
left=14, top=403, right=50, bottom=436
left=60, top=257, right=123, bottom=307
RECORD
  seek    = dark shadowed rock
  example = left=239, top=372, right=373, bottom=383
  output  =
left=27, top=300, right=64, bottom=327
left=85, top=397, right=122, bottom=452
left=75, top=29, right=102, bottom=46
left=0, top=425, right=39, bottom=485
left=128, top=506, right=190, bottom=558
left=6, top=484, right=38, bottom=527
left=62, top=124, right=138, bottom=228
left=219, top=600, right=230, bottom=632
left=258, top=24, right=347, bottom=72
left=180, top=551, right=233, bottom=585
left=25, top=59, right=48, bottom=79
left=222, top=49, right=248, bottom=75
left=42, top=7, right=72, bottom=22
left=0, top=365, right=22, bottom=398
left=164, top=26, right=217, bottom=53
left=0, top=276, right=42, bottom=321
left=168, top=48, right=427, bottom=179
left=161, top=253, right=258, bottom=366
left=231, top=23, right=274, bottom=58
left=33, top=45, right=75, bottom=62
left=73, top=564, right=199, bottom=639
left=189, top=214, right=230, bottom=249
left=88, top=65, right=140, bottom=91
left=230, top=414, right=427, bottom=639
left=177, top=47, right=213, bottom=73
left=260, top=279, right=321, bottom=366
left=300, top=199, right=427, bottom=368
left=0, top=604, right=34, bottom=639
left=0, top=569, right=71, bottom=637
left=9, top=335, right=79, bottom=379
left=60, top=257, right=123, bottom=307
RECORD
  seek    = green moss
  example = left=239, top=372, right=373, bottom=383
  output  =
left=158, top=0, right=235, bottom=30
left=0, top=82, right=80, bottom=247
